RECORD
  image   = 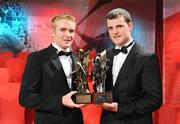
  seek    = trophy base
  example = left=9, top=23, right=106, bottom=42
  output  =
left=93, top=91, right=113, bottom=104
left=75, top=93, right=92, bottom=104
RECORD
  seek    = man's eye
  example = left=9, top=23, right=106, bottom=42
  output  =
left=108, top=27, right=113, bottom=30
left=69, top=30, right=74, bottom=33
left=60, top=28, right=66, bottom=32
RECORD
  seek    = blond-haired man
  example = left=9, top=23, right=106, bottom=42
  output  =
left=19, top=14, right=84, bottom=124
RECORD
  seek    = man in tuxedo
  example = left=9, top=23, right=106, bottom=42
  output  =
left=100, top=8, right=162, bottom=124
left=19, top=13, right=84, bottom=124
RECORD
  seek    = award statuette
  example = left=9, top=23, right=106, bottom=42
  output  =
left=91, top=53, right=113, bottom=104
left=72, top=49, right=92, bottom=104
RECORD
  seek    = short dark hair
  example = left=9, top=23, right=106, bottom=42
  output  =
left=106, top=8, right=132, bottom=23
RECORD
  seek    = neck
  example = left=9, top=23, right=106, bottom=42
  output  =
left=52, top=43, right=70, bottom=52
left=116, top=37, right=133, bottom=48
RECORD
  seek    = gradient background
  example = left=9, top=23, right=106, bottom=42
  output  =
left=0, top=0, right=180, bottom=124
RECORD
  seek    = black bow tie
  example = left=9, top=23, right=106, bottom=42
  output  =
left=113, top=42, right=133, bottom=56
left=58, top=51, right=72, bottom=56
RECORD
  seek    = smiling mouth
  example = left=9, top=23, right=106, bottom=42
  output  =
left=64, top=39, right=72, bottom=42
left=114, top=36, right=121, bottom=38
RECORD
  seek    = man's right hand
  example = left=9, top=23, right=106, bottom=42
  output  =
left=62, top=91, right=85, bottom=108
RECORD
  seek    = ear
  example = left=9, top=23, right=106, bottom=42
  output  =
left=128, top=22, right=133, bottom=31
left=51, top=28, right=55, bottom=37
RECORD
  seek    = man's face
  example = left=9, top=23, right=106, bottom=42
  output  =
left=107, top=16, right=133, bottom=47
left=51, top=19, right=76, bottom=50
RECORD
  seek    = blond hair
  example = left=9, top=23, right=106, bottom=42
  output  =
left=51, top=13, right=76, bottom=30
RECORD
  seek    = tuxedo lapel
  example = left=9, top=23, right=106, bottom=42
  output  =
left=105, top=48, right=114, bottom=91
left=49, top=47, right=78, bottom=90
left=113, top=43, right=138, bottom=89
left=47, top=45, right=67, bottom=82
left=71, top=52, right=77, bottom=71
left=50, top=53, right=62, bottom=72
left=48, top=45, right=63, bottom=73
left=70, top=52, right=77, bottom=90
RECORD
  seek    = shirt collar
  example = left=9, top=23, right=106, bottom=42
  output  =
left=115, top=38, right=134, bottom=49
left=52, top=43, right=71, bottom=53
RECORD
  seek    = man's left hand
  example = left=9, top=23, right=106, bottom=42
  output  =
left=102, top=102, right=118, bottom=112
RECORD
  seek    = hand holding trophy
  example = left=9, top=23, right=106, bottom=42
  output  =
left=91, top=53, right=113, bottom=104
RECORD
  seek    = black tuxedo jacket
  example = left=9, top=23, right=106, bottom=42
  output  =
left=100, top=42, right=162, bottom=124
left=19, top=45, right=83, bottom=124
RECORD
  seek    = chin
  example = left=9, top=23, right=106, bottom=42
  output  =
left=64, top=45, right=71, bottom=49
left=114, top=41, right=123, bottom=45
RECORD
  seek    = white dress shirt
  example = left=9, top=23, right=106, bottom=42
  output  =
left=52, top=43, right=72, bottom=89
left=112, top=39, right=134, bottom=86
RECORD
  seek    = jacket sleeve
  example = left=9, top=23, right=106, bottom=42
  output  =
left=19, top=53, right=62, bottom=114
left=117, top=54, right=162, bottom=117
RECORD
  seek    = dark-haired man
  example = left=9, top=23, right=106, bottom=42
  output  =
left=100, top=8, right=162, bottom=124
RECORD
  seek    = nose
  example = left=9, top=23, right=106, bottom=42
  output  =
left=65, top=31, right=71, bottom=37
left=112, top=29, right=118, bottom=35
